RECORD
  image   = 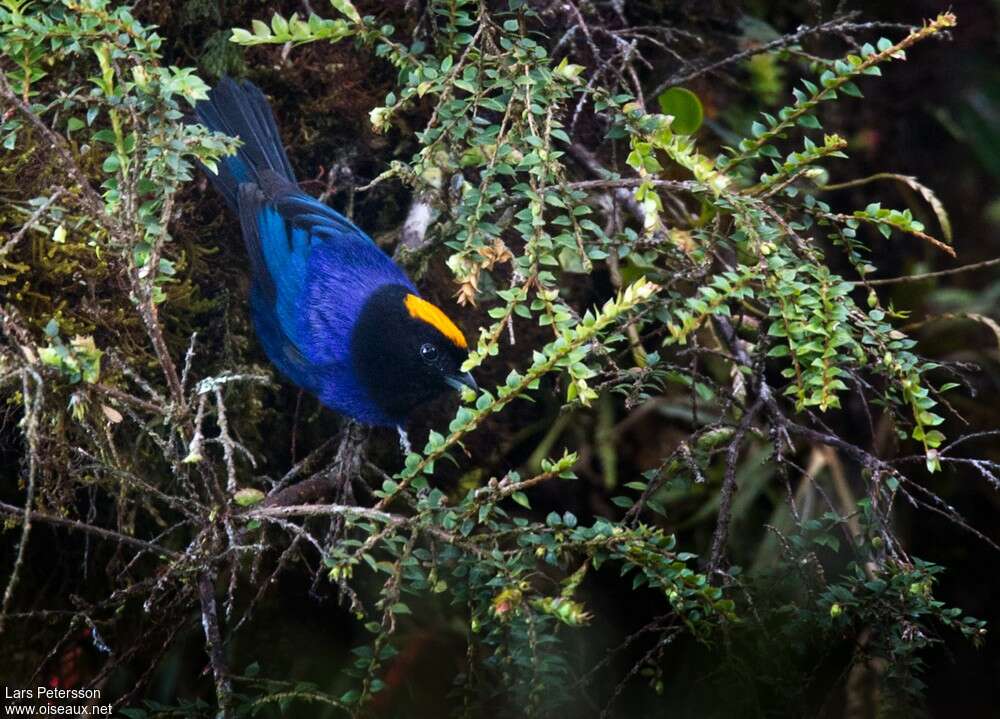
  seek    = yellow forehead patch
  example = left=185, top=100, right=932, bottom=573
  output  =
left=404, top=293, right=467, bottom=349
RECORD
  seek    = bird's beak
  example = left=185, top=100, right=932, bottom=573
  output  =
left=445, top=371, right=477, bottom=393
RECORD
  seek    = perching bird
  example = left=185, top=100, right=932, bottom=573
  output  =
left=194, top=77, right=475, bottom=436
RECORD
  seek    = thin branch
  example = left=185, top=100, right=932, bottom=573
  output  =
left=0, top=501, right=180, bottom=559
left=269, top=436, right=339, bottom=495
left=2, top=188, right=65, bottom=256
left=707, top=400, right=762, bottom=577
left=855, top=257, right=1000, bottom=286
left=649, top=16, right=919, bottom=98
left=128, top=193, right=187, bottom=410
left=0, top=370, right=42, bottom=635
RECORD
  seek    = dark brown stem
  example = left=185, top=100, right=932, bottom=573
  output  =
left=262, top=476, right=339, bottom=507
left=707, top=400, right=762, bottom=577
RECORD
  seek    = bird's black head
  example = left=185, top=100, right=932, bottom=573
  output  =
left=350, top=284, right=476, bottom=424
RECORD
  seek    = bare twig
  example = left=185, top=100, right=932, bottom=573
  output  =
left=856, top=257, right=1000, bottom=286
left=0, top=500, right=180, bottom=559
left=0, top=370, right=42, bottom=635
left=2, top=188, right=65, bottom=256
left=649, top=16, right=919, bottom=98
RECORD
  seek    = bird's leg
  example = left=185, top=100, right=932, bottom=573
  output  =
left=396, top=426, right=412, bottom=455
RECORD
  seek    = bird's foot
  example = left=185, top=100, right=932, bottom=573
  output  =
left=397, top=426, right=412, bottom=455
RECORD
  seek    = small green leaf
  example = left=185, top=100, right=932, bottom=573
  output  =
left=798, top=114, right=822, bottom=130
left=329, top=0, right=361, bottom=23
left=234, top=488, right=265, bottom=506
left=511, top=491, right=531, bottom=509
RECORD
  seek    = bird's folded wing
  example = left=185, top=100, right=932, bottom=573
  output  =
left=236, top=184, right=410, bottom=366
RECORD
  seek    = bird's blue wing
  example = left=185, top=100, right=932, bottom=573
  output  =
left=237, top=185, right=413, bottom=375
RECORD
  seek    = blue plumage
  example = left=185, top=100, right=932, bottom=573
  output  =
left=196, top=78, right=472, bottom=427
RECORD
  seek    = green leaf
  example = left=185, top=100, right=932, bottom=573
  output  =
left=329, top=0, right=361, bottom=23
left=511, top=491, right=531, bottom=509
left=657, top=87, right=704, bottom=135
left=798, top=114, right=822, bottom=130
left=233, top=488, right=265, bottom=506
left=251, top=18, right=270, bottom=37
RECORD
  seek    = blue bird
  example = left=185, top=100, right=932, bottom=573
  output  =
left=194, top=78, right=475, bottom=434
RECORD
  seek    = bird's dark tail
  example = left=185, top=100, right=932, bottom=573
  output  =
left=194, top=77, right=297, bottom=212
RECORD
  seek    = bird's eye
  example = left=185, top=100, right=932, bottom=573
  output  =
left=419, top=343, right=439, bottom=363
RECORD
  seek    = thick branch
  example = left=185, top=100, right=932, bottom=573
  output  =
left=248, top=503, right=402, bottom=525
left=262, top=477, right=339, bottom=507
left=198, top=571, right=234, bottom=719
